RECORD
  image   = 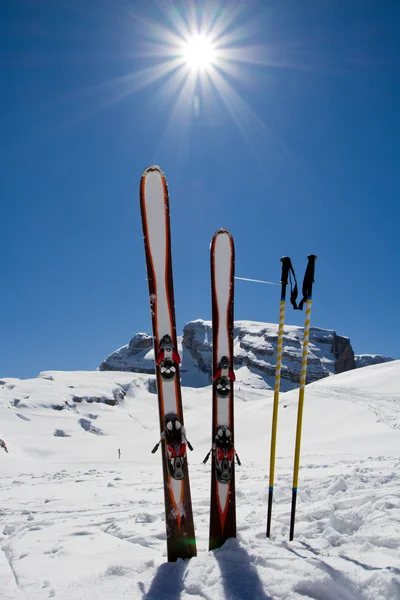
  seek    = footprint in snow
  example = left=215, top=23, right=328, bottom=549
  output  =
left=3, top=524, right=16, bottom=535
left=134, top=512, right=158, bottom=524
left=104, top=565, right=130, bottom=577
left=16, top=412, right=30, bottom=421
left=41, top=580, right=56, bottom=595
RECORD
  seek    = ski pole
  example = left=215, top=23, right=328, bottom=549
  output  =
left=266, top=257, right=296, bottom=538
left=289, top=254, right=317, bottom=541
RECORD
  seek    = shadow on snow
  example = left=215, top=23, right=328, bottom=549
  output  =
left=287, top=541, right=365, bottom=600
left=214, top=539, right=273, bottom=600
left=141, top=560, right=186, bottom=600
left=141, top=539, right=272, bottom=600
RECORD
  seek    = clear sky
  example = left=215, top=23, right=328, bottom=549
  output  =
left=1, top=0, right=399, bottom=379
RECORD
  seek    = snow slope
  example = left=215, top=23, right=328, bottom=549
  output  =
left=0, top=362, right=399, bottom=599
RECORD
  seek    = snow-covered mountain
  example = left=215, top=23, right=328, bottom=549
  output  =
left=1, top=361, right=399, bottom=599
left=100, top=319, right=394, bottom=391
left=355, top=353, right=394, bottom=368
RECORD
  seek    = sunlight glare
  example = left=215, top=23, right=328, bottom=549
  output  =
left=183, top=34, right=215, bottom=71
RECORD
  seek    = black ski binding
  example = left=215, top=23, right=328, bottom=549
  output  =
left=152, top=413, right=193, bottom=481
left=155, top=334, right=181, bottom=381
left=213, top=355, right=235, bottom=398
left=203, top=425, right=240, bottom=483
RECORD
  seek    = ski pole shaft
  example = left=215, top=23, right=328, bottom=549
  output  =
left=289, top=255, right=317, bottom=541
left=151, top=434, right=164, bottom=454
left=151, top=441, right=161, bottom=454
left=203, top=449, right=212, bottom=464
left=267, top=257, right=293, bottom=538
left=235, top=451, right=241, bottom=466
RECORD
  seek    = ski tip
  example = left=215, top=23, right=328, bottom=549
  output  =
left=142, top=165, right=165, bottom=178
left=210, top=228, right=235, bottom=253
left=213, top=228, right=233, bottom=238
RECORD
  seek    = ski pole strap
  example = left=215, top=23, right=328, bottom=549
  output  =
left=280, top=256, right=299, bottom=309
left=297, top=255, right=317, bottom=311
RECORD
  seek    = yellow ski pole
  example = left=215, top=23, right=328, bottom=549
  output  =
left=266, top=257, right=297, bottom=538
left=289, top=254, right=317, bottom=541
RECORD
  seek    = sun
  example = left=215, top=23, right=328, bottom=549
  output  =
left=182, top=34, right=216, bottom=71
left=100, top=3, right=272, bottom=162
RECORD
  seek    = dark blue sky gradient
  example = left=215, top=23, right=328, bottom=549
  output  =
left=1, top=0, right=399, bottom=378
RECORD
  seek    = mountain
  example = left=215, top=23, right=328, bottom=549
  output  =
left=100, top=319, right=393, bottom=391
left=355, top=353, right=395, bottom=368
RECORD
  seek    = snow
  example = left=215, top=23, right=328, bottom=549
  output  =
left=1, top=361, right=400, bottom=599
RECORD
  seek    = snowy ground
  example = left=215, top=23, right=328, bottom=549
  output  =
left=1, top=362, right=399, bottom=599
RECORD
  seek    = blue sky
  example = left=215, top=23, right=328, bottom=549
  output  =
left=1, top=0, right=399, bottom=378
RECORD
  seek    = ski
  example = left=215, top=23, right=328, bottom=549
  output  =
left=140, top=165, right=196, bottom=562
left=204, top=228, right=238, bottom=550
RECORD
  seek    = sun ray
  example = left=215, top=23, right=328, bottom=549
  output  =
left=158, top=1, right=195, bottom=42
left=155, top=68, right=198, bottom=159
left=204, top=2, right=249, bottom=44
left=90, top=59, right=182, bottom=98
left=152, top=61, right=190, bottom=109
left=207, top=63, right=293, bottom=172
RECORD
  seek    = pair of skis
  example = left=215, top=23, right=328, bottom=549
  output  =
left=140, top=166, right=238, bottom=562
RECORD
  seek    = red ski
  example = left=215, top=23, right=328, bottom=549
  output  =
left=203, top=229, right=239, bottom=550
left=140, top=165, right=196, bottom=562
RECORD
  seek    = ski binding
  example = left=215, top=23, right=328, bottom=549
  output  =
left=203, top=425, right=241, bottom=483
left=213, top=355, right=236, bottom=397
left=155, top=334, right=181, bottom=380
left=152, top=413, right=193, bottom=481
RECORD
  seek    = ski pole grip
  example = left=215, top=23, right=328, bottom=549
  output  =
left=297, top=254, right=317, bottom=310
left=307, top=255, right=317, bottom=278
left=305, top=255, right=317, bottom=295
left=280, top=256, right=292, bottom=286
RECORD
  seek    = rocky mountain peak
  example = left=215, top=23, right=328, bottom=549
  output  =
left=99, top=319, right=394, bottom=391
